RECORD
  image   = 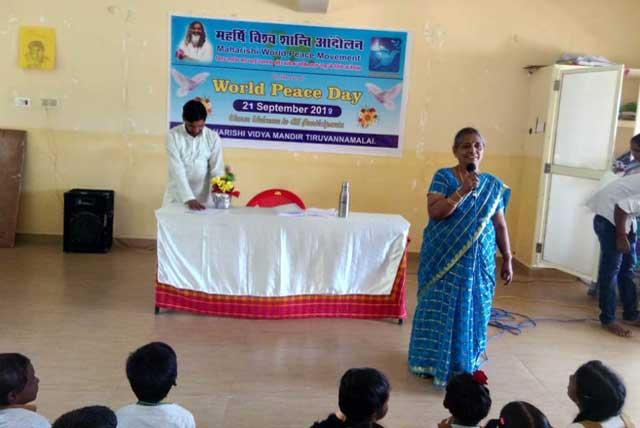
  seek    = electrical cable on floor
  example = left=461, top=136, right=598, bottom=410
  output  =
left=487, top=273, right=601, bottom=338
left=489, top=307, right=598, bottom=339
left=480, top=307, right=598, bottom=369
left=489, top=308, right=536, bottom=337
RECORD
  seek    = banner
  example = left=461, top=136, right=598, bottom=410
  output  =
left=169, top=16, right=410, bottom=156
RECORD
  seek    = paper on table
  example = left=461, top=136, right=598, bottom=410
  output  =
left=273, top=203, right=305, bottom=216
left=185, top=207, right=223, bottom=215
left=305, top=208, right=337, bottom=217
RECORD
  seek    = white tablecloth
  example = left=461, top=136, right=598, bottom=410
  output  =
left=156, top=205, right=410, bottom=297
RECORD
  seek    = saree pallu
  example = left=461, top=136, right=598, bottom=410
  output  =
left=409, top=171, right=510, bottom=387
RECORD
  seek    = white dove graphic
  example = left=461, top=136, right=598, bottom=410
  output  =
left=365, top=83, right=403, bottom=110
left=171, top=68, right=209, bottom=97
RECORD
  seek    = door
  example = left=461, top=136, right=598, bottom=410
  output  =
left=538, top=65, right=623, bottom=280
left=0, top=129, right=27, bottom=247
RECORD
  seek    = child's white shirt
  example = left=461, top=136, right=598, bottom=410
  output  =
left=0, top=408, right=50, bottom=428
left=568, top=415, right=628, bottom=428
left=116, top=403, right=195, bottom=428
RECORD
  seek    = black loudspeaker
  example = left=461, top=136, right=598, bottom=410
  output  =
left=63, top=189, right=114, bottom=253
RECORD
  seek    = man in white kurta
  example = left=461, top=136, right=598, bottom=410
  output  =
left=163, top=100, right=224, bottom=210
left=176, top=21, right=213, bottom=63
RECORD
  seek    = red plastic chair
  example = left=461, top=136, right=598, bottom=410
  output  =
left=246, top=189, right=306, bottom=209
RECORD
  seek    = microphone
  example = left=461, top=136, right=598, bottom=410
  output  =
left=466, top=162, right=479, bottom=278
left=466, top=163, right=478, bottom=196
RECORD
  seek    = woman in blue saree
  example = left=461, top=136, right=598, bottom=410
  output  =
left=408, top=127, right=513, bottom=387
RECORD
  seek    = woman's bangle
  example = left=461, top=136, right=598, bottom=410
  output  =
left=445, top=197, right=458, bottom=207
left=450, top=191, right=462, bottom=204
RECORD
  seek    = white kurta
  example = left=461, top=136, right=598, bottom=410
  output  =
left=586, top=173, right=640, bottom=233
left=567, top=415, right=630, bottom=428
left=163, top=125, right=224, bottom=207
left=116, top=404, right=196, bottom=428
left=179, top=40, right=213, bottom=62
left=0, top=408, right=50, bottom=428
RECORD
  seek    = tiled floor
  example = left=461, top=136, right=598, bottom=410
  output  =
left=1, top=242, right=637, bottom=427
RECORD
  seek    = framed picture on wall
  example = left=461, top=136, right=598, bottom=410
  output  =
left=19, top=26, right=56, bottom=70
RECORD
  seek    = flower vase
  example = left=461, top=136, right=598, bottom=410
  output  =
left=212, top=192, right=231, bottom=209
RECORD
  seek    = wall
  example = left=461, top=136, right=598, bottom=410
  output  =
left=511, top=66, right=555, bottom=267
left=2, top=0, right=640, bottom=258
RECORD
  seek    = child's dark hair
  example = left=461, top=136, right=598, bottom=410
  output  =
left=631, top=133, right=640, bottom=147
left=444, top=372, right=491, bottom=426
left=0, top=353, right=31, bottom=405
left=573, top=360, right=626, bottom=423
left=126, top=342, right=177, bottom=403
left=485, top=401, right=551, bottom=428
left=338, top=367, right=390, bottom=426
left=182, top=99, right=207, bottom=122
left=52, top=405, right=117, bottom=428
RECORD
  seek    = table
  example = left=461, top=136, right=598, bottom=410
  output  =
left=155, top=205, right=410, bottom=320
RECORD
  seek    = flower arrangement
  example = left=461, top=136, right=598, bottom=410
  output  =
left=211, top=166, right=240, bottom=198
left=358, top=107, right=378, bottom=128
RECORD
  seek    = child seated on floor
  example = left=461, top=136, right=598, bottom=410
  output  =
left=0, top=353, right=50, bottom=428
left=485, top=402, right=552, bottom=428
left=52, top=406, right=117, bottom=428
left=567, top=360, right=634, bottom=428
left=438, top=371, right=491, bottom=428
left=115, top=342, right=195, bottom=428
left=311, top=367, right=391, bottom=428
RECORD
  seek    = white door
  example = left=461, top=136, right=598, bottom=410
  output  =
left=538, top=65, right=623, bottom=280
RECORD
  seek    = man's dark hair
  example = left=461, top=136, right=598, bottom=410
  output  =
left=52, top=406, right=117, bottom=428
left=0, top=353, right=31, bottom=405
left=573, top=361, right=626, bottom=423
left=338, top=368, right=390, bottom=425
left=126, top=342, right=177, bottom=403
left=486, top=401, right=552, bottom=428
left=444, top=372, right=492, bottom=426
left=182, top=100, right=207, bottom=122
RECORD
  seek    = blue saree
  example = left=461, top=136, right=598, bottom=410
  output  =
left=408, top=168, right=510, bottom=387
